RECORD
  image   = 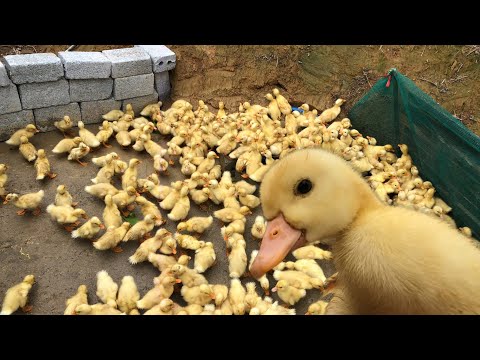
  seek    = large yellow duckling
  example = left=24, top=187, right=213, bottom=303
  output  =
left=1, top=275, right=35, bottom=314
left=34, top=149, right=57, bottom=180
left=95, top=121, right=114, bottom=148
left=6, top=124, right=39, bottom=146
left=46, top=204, right=87, bottom=231
left=52, top=136, right=82, bottom=154
left=78, top=121, right=100, bottom=149
left=272, top=88, right=292, bottom=115
left=54, top=115, right=73, bottom=137
left=71, top=216, right=105, bottom=240
left=19, top=135, right=37, bottom=162
left=4, top=190, right=44, bottom=216
left=64, top=285, right=88, bottom=315
left=102, top=109, right=124, bottom=121
left=317, top=99, right=346, bottom=124
left=250, top=148, right=480, bottom=314
left=68, top=142, right=91, bottom=166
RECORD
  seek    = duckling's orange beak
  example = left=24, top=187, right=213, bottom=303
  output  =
left=99, top=224, right=106, bottom=230
left=175, top=279, right=182, bottom=284
left=250, top=213, right=305, bottom=279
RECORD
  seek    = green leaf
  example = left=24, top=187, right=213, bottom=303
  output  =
left=123, top=212, right=139, bottom=226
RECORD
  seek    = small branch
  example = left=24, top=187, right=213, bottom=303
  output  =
left=418, top=77, right=438, bottom=87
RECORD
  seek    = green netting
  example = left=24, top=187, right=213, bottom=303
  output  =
left=349, top=69, right=480, bottom=239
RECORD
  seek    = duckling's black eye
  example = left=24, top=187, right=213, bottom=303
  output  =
left=295, top=179, right=313, bottom=196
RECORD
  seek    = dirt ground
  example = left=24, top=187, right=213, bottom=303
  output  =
left=0, top=125, right=335, bottom=315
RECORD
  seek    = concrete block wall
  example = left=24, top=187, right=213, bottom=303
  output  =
left=0, top=45, right=175, bottom=141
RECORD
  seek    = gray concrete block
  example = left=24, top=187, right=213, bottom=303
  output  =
left=154, top=71, right=171, bottom=101
left=69, top=78, right=113, bottom=102
left=18, top=79, right=70, bottom=109
left=0, top=83, right=22, bottom=115
left=33, top=103, right=82, bottom=132
left=0, top=62, right=10, bottom=87
left=2, top=53, right=64, bottom=84
left=80, top=98, right=121, bottom=124
left=102, top=47, right=152, bottom=78
left=135, top=45, right=176, bottom=72
left=58, top=51, right=111, bottom=79
left=0, top=110, right=34, bottom=142
left=114, top=73, right=154, bottom=100
left=121, top=90, right=159, bottom=115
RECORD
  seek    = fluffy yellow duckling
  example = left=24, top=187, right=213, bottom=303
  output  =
left=137, top=276, right=178, bottom=310
left=136, top=195, right=165, bottom=226
left=210, top=284, right=229, bottom=307
left=122, top=158, right=141, bottom=190
left=148, top=253, right=178, bottom=271
left=77, top=121, right=100, bottom=148
left=285, top=259, right=326, bottom=283
left=71, top=216, right=105, bottom=240
left=140, top=101, right=162, bottom=117
left=197, top=151, right=219, bottom=174
left=75, top=303, right=123, bottom=315
left=54, top=115, right=73, bottom=136
left=128, top=229, right=171, bottom=264
left=68, top=142, right=91, bottom=166
left=273, top=269, right=323, bottom=289
left=85, top=183, right=119, bottom=199
left=265, top=93, right=281, bottom=121
left=18, top=135, right=37, bottom=162
left=95, top=121, right=114, bottom=148
left=459, top=227, right=472, bottom=238
left=93, top=222, right=131, bottom=252
left=123, top=214, right=156, bottom=242
left=55, top=185, right=76, bottom=207
left=251, top=216, right=266, bottom=240
left=46, top=204, right=87, bottom=231
left=144, top=299, right=175, bottom=315
left=4, top=190, right=44, bottom=216
left=96, top=270, right=118, bottom=308
left=272, top=280, right=306, bottom=306
left=117, top=276, right=140, bottom=314
left=159, top=236, right=177, bottom=256
left=272, top=88, right=292, bottom=115
left=181, top=159, right=196, bottom=177
left=235, top=180, right=257, bottom=194
left=153, top=154, right=169, bottom=174
left=249, top=296, right=274, bottom=315
left=248, top=250, right=270, bottom=295
left=177, top=216, right=213, bottom=234
left=92, top=152, right=119, bottom=167
left=229, top=239, right=247, bottom=278
left=125, top=103, right=134, bottom=117
left=141, top=135, right=167, bottom=158
left=171, top=264, right=208, bottom=287
left=0, top=164, right=7, bottom=200
left=6, top=124, right=39, bottom=146
left=264, top=301, right=296, bottom=315
left=52, top=136, right=82, bottom=154
left=115, top=130, right=132, bottom=147
left=160, top=181, right=183, bottom=210
left=167, top=189, right=190, bottom=221
left=244, top=282, right=260, bottom=312
left=317, top=99, right=346, bottom=124
left=434, top=197, right=452, bottom=214
left=1, top=275, right=35, bottom=315
left=64, top=285, right=88, bottom=315
left=214, top=206, right=251, bottom=223
left=181, top=284, right=215, bottom=306
left=238, top=188, right=261, bottom=208
left=103, top=194, right=122, bottom=229
left=144, top=180, right=171, bottom=201
left=292, top=245, right=333, bottom=260
left=175, top=233, right=205, bottom=251
left=112, top=186, right=138, bottom=213
left=194, top=242, right=216, bottom=273
left=190, top=187, right=210, bottom=205
left=306, top=300, right=329, bottom=315
left=34, top=149, right=57, bottom=180
left=103, top=109, right=124, bottom=121
left=229, top=278, right=246, bottom=315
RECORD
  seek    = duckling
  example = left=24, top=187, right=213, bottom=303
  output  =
left=68, top=142, right=91, bottom=166
left=85, top=183, right=119, bottom=199
left=122, top=158, right=141, bottom=190
left=128, top=229, right=171, bottom=264
left=285, top=259, right=326, bottom=283
left=272, top=280, right=306, bottom=306
left=141, top=101, right=162, bottom=117
left=292, top=245, right=333, bottom=260
left=18, top=135, right=37, bottom=162
left=265, top=93, right=281, bottom=121
left=229, top=279, right=246, bottom=315
left=159, top=237, right=177, bottom=256
left=264, top=301, right=296, bottom=315
left=306, top=300, right=329, bottom=315
left=55, top=185, right=76, bottom=207
left=1, top=275, right=35, bottom=315
left=52, top=137, right=81, bottom=155
left=96, top=270, right=118, bottom=308
left=153, top=154, right=169, bottom=174
left=273, top=269, right=323, bottom=289
left=210, top=284, right=229, bottom=307
left=181, top=159, right=196, bottom=177
left=136, top=196, right=164, bottom=226
left=102, top=194, right=122, bottom=229
left=54, top=115, right=73, bottom=136
left=74, top=303, right=123, bottom=315
left=235, top=180, right=257, bottom=195
left=434, top=197, right=452, bottom=214
left=214, top=206, right=251, bottom=223
left=272, top=88, right=292, bottom=115
left=116, top=276, right=140, bottom=314
left=177, top=216, right=213, bottom=234
left=197, top=151, right=219, bottom=174
left=459, top=227, right=472, bottom=238
left=112, top=186, right=138, bottom=213
left=432, top=206, right=457, bottom=228
left=102, top=109, right=124, bottom=121
left=175, top=233, right=205, bottom=251
left=137, top=277, right=177, bottom=310
left=237, top=188, right=261, bottom=208
left=141, top=135, right=167, bottom=158
left=34, top=149, right=57, bottom=180
left=64, top=285, right=88, bottom=315
left=248, top=250, right=270, bottom=295
left=47, top=205, right=86, bottom=231
left=317, top=99, right=346, bottom=124
left=181, top=284, right=215, bottom=306
left=4, top=190, right=44, bottom=216
left=71, top=216, right=104, bottom=240
left=223, top=188, right=241, bottom=210
left=223, top=219, right=247, bottom=239
left=159, top=181, right=183, bottom=210
left=144, top=298, right=175, bottom=315
left=251, top=216, right=267, bottom=240
left=171, top=264, right=208, bottom=287
left=205, top=179, right=227, bottom=204
left=77, top=121, right=100, bottom=148
left=91, top=155, right=115, bottom=184
left=244, top=282, right=261, bottom=312
left=167, top=188, right=190, bottom=221
left=123, top=214, right=156, bottom=242
left=229, top=239, right=247, bottom=278
left=190, top=187, right=210, bottom=205
left=93, top=222, right=131, bottom=252
left=249, top=296, right=274, bottom=315
left=115, top=130, right=132, bottom=147
left=92, top=152, right=119, bottom=167
left=147, top=253, right=177, bottom=272
left=217, top=133, right=238, bottom=155
left=194, top=242, right=216, bottom=273
left=6, top=124, right=39, bottom=146
left=124, top=103, right=134, bottom=117
left=95, top=121, right=114, bottom=147
left=144, top=180, right=171, bottom=201
left=0, top=164, right=7, bottom=200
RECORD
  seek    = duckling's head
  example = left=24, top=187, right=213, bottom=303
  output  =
left=90, top=217, right=103, bottom=228
left=239, top=206, right=252, bottom=216
left=23, top=274, right=35, bottom=285
left=0, top=163, right=7, bottom=174
left=171, top=264, right=185, bottom=276
left=207, top=151, right=219, bottom=159
left=144, top=214, right=155, bottom=224
left=78, top=284, right=87, bottom=294
left=78, top=121, right=85, bottom=129
left=20, top=136, right=29, bottom=144
left=265, top=93, right=274, bottom=101
left=156, top=228, right=171, bottom=238
left=126, top=186, right=138, bottom=196
left=335, top=99, right=346, bottom=106
left=73, top=209, right=87, bottom=218
left=272, top=88, right=280, bottom=96
left=273, top=280, right=288, bottom=292
left=73, top=137, right=82, bottom=145
left=126, top=104, right=133, bottom=111
left=56, top=185, right=66, bottom=195
left=26, top=124, right=39, bottom=133
left=250, top=148, right=372, bottom=278
left=4, top=193, right=19, bottom=203
left=37, top=149, right=46, bottom=158
left=64, top=116, right=72, bottom=125
left=74, top=304, right=91, bottom=315
left=129, top=158, right=141, bottom=167
left=199, top=284, right=215, bottom=298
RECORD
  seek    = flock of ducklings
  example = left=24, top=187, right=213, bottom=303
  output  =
left=0, top=88, right=475, bottom=315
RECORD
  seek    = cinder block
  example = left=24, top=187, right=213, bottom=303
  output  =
left=2, top=53, right=64, bottom=84
left=0, top=62, right=10, bottom=87
left=102, top=47, right=152, bottom=78
left=58, top=51, right=111, bottom=79
left=33, top=103, right=82, bottom=132
left=122, top=90, right=159, bottom=115
left=0, top=110, right=34, bottom=142
left=114, top=73, right=154, bottom=100
left=18, top=79, right=70, bottom=110
left=0, top=83, right=22, bottom=115
left=135, top=45, right=176, bottom=72
left=154, top=71, right=171, bottom=101
left=80, top=98, right=121, bottom=124
left=69, top=78, right=113, bottom=102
